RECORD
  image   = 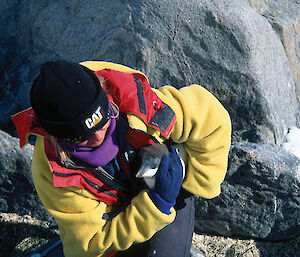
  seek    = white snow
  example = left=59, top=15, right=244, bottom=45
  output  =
left=282, top=127, right=300, bottom=160
left=282, top=127, right=300, bottom=182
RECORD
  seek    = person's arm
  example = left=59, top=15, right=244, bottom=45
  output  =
left=153, top=85, right=231, bottom=199
left=31, top=136, right=176, bottom=257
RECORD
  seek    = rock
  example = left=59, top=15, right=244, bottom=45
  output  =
left=0, top=130, right=52, bottom=222
left=1, top=0, right=299, bottom=144
left=1, top=0, right=300, bottom=245
left=246, top=0, right=300, bottom=102
left=192, top=233, right=300, bottom=257
left=190, top=246, right=207, bottom=257
left=195, top=142, right=300, bottom=241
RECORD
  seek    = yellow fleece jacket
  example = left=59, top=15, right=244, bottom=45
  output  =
left=30, top=61, right=231, bottom=257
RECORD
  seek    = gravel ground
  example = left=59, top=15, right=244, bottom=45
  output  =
left=192, top=233, right=300, bottom=257
left=1, top=212, right=299, bottom=257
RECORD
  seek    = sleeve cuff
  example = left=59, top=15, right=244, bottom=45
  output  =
left=149, top=191, right=175, bottom=215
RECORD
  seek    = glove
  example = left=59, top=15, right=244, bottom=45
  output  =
left=150, top=146, right=184, bottom=214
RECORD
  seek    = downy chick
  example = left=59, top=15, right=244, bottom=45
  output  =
left=136, top=143, right=186, bottom=189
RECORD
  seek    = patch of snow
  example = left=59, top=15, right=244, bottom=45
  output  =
left=282, top=127, right=300, bottom=182
left=282, top=127, right=300, bottom=160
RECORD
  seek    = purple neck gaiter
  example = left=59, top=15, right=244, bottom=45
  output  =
left=60, top=118, right=119, bottom=167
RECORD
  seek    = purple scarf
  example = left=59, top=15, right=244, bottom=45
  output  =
left=60, top=118, right=119, bottom=167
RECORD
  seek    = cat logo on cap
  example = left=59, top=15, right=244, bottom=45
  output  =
left=85, top=106, right=103, bottom=129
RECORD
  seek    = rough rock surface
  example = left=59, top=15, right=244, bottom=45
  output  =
left=1, top=0, right=300, bottom=144
left=195, top=142, right=300, bottom=241
left=0, top=0, right=300, bottom=252
left=246, top=0, right=300, bottom=101
left=0, top=130, right=52, bottom=222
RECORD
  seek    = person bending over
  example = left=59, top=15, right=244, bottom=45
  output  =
left=12, top=60, right=231, bottom=257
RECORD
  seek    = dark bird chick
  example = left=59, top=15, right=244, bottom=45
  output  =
left=136, top=143, right=186, bottom=189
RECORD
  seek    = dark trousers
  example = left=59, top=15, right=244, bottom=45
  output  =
left=117, top=189, right=195, bottom=257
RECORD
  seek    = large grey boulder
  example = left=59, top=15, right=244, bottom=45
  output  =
left=0, top=130, right=52, bottom=222
left=0, top=131, right=57, bottom=256
left=1, top=0, right=300, bottom=244
left=246, top=0, right=300, bottom=101
left=195, top=142, right=300, bottom=241
left=1, top=0, right=299, bottom=144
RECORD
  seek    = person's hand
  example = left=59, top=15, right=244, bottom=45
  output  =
left=150, top=146, right=184, bottom=214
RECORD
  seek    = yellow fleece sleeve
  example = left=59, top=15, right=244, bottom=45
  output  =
left=154, top=85, right=231, bottom=199
left=31, top=137, right=175, bottom=257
